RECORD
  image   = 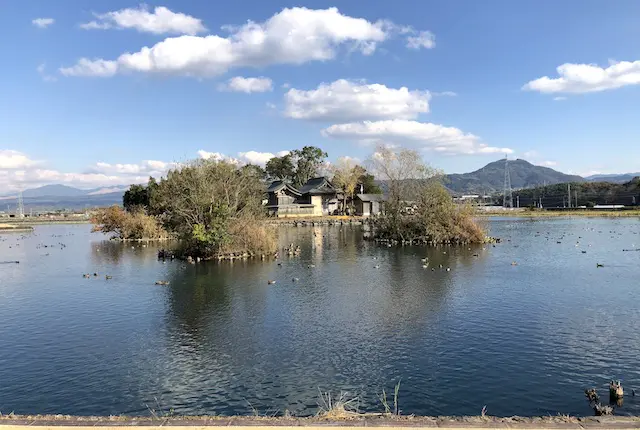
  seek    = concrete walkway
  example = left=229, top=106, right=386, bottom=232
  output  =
left=1, top=416, right=640, bottom=429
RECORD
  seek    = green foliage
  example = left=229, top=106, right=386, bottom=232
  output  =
left=265, top=154, right=295, bottom=181
left=291, top=146, right=328, bottom=187
left=265, top=146, right=328, bottom=187
left=93, top=160, right=276, bottom=257
left=512, top=179, right=640, bottom=207
left=358, top=171, right=382, bottom=194
left=153, top=159, right=275, bottom=258
left=123, top=184, right=150, bottom=211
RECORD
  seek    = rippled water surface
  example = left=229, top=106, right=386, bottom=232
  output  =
left=1, top=218, right=640, bottom=417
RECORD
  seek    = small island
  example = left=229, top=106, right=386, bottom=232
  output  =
left=0, top=222, right=33, bottom=233
left=91, top=145, right=489, bottom=260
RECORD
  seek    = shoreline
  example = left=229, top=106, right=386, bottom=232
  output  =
left=0, top=414, right=639, bottom=428
left=0, top=223, right=34, bottom=233
left=477, top=210, right=640, bottom=218
left=0, top=219, right=89, bottom=225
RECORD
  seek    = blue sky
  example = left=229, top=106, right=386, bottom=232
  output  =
left=2, top=0, right=640, bottom=191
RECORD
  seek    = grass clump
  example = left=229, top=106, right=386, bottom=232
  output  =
left=91, top=206, right=168, bottom=240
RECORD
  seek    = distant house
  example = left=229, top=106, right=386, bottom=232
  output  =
left=298, top=177, right=342, bottom=216
left=354, top=194, right=386, bottom=216
left=265, top=177, right=342, bottom=217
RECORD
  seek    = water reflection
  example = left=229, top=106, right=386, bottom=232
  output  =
left=2, top=220, right=640, bottom=417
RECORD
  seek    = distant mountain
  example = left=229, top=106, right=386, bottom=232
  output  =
left=586, top=173, right=640, bottom=184
left=22, top=184, right=87, bottom=198
left=1, top=184, right=128, bottom=198
left=0, top=184, right=127, bottom=211
left=87, top=186, right=129, bottom=195
left=445, top=159, right=585, bottom=194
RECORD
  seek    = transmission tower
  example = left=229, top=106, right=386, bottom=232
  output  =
left=503, top=155, right=513, bottom=208
left=17, top=191, right=25, bottom=218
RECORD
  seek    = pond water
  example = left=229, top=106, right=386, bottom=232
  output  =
left=1, top=218, right=640, bottom=417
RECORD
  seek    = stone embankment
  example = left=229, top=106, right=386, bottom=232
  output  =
left=0, top=414, right=639, bottom=428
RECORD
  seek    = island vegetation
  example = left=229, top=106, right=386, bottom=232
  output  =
left=91, top=144, right=488, bottom=258
left=368, top=145, right=486, bottom=245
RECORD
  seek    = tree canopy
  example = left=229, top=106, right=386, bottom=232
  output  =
left=265, top=146, right=328, bottom=187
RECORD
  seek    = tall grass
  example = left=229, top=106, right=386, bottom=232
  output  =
left=91, top=206, right=168, bottom=240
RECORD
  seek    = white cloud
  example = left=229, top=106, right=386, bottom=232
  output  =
left=219, top=76, right=273, bottom=93
left=0, top=150, right=37, bottom=169
left=238, top=150, right=289, bottom=165
left=37, top=63, right=57, bottom=82
left=284, top=79, right=430, bottom=121
left=60, top=58, right=118, bottom=77
left=62, top=7, right=400, bottom=78
left=197, top=150, right=227, bottom=161
left=322, top=120, right=513, bottom=155
left=523, top=150, right=538, bottom=158
left=198, top=149, right=289, bottom=166
left=523, top=60, right=640, bottom=94
left=542, top=161, right=558, bottom=167
left=89, top=160, right=176, bottom=175
left=553, top=96, right=567, bottom=101
left=406, top=30, right=436, bottom=50
left=0, top=149, right=296, bottom=192
left=32, top=18, right=54, bottom=29
left=80, top=5, right=206, bottom=35
left=432, top=91, right=457, bottom=97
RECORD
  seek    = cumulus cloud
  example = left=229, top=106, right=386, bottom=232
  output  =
left=238, top=150, right=289, bottom=165
left=0, top=150, right=38, bottom=169
left=79, top=5, right=206, bottom=35
left=197, top=150, right=228, bottom=162
left=88, top=160, right=177, bottom=175
left=60, top=58, right=118, bottom=77
left=542, top=161, right=557, bottom=167
left=0, top=149, right=296, bottom=192
left=284, top=79, right=430, bottom=121
left=198, top=149, right=289, bottom=166
left=62, top=7, right=404, bottom=78
left=406, top=30, right=436, bottom=50
left=322, top=120, right=513, bottom=155
left=32, top=18, right=54, bottom=28
left=0, top=150, right=180, bottom=193
left=523, top=60, right=640, bottom=94
left=219, top=76, right=273, bottom=93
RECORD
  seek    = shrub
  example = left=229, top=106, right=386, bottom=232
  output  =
left=91, top=206, right=168, bottom=240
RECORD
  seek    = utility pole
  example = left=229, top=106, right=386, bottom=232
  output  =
left=539, top=196, right=542, bottom=209
left=574, top=190, right=578, bottom=208
left=503, top=155, right=513, bottom=208
left=517, top=195, right=520, bottom=208
left=567, top=184, right=571, bottom=209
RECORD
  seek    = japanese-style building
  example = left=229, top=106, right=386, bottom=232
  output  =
left=266, top=177, right=342, bottom=217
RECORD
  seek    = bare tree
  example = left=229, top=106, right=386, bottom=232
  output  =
left=331, top=157, right=360, bottom=214
left=364, top=145, right=485, bottom=244
left=367, top=144, right=441, bottom=214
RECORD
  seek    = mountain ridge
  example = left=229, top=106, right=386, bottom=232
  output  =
left=444, top=159, right=585, bottom=194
